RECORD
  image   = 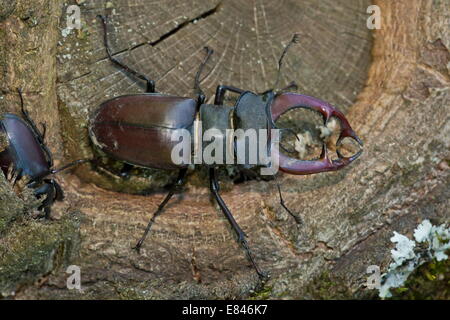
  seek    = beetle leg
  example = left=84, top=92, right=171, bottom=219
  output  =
left=214, top=85, right=246, bottom=105
left=41, top=145, right=54, bottom=168
left=16, top=89, right=55, bottom=167
left=40, top=122, right=47, bottom=141
left=17, top=89, right=46, bottom=143
left=97, top=15, right=156, bottom=93
left=194, top=47, right=214, bottom=108
left=277, top=184, right=302, bottom=224
left=118, top=163, right=133, bottom=179
left=133, top=168, right=188, bottom=252
left=39, top=123, right=56, bottom=168
left=50, top=179, right=64, bottom=201
left=209, top=167, right=267, bottom=280
left=9, top=167, right=22, bottom=187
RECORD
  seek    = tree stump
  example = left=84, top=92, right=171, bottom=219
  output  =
left=0, top=0, right=448, bottom=299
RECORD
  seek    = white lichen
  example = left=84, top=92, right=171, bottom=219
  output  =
left=316, top=118, right=338, bottom=140
left=390, top=232, right=416, bottom=268
left=294, top=131, right=313, bottom=159
left=413, top=219, right=433, bottom=243
left=379, top=220, right=450, bottom=298
left=61, top=27, right=71, bottom=38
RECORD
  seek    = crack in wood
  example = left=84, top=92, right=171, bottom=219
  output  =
left=58, top=71, right=93, bottom=84
left=149, top=2, right=222, bottom=47
left=97, top=1, right=222, bottom=63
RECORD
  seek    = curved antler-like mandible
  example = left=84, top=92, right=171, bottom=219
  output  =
left=270, top=93, right=363, bottom=175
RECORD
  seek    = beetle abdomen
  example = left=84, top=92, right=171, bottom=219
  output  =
left=89, top=94, right=196, bottom=170
left=0, top=114, right=49, bottom=178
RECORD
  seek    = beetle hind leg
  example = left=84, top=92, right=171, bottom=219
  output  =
left=133, top=168, right=188, bottom=252
left=209, top=167, right=267, bottom=280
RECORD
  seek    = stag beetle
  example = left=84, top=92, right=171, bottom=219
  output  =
left=0, top=89, right=88, bottom=217
left=90, top=16, right=363, bottom=279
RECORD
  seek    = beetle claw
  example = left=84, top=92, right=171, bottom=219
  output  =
left=132, top=244, right=142, bottom=254
left=270, top=92, right=363, bottom=175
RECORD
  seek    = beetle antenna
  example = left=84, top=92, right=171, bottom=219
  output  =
left=51, top=159, right=91, bottom=175
left=273, top=34, right=300, bottom=90
left=194, top=47, right=214, bottom=104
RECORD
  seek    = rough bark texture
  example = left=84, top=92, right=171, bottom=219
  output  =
left=0, top=0, right=448, bottom=299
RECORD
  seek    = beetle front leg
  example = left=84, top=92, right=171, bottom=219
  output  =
left=17, top=89, right=45, bottom=143
left=209, top=167, right=267, bottom=280
left=98, top=15, right=156, bottom=93
left=17, top=89, right=55, bottom=167
left=133, top=168, right=188, bottom=252
left=194, top=47, right=214, bottom=109
left=214, top=85, right=246, bottom=105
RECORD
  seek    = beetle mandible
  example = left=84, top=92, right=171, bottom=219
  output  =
left=90, top=16, right=363, bottom=279
left=0, top=89, right=89, bottom=217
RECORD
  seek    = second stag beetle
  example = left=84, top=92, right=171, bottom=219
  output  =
left=90, top=16, right=363, bottom=279
left=0, top=89, right=88, bottom=217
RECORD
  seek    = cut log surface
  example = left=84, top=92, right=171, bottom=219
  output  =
left=0, top=0, right=448, bottom=299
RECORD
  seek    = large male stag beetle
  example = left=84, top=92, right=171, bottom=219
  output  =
left=0, top=89, right=88, bottom=217
left=90, top=16, right=363, bottom=279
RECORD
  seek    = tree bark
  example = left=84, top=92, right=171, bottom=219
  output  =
left=0, top=0, right=448, bottom=299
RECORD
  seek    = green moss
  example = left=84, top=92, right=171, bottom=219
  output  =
left=0, top=174, right=33, bottom=235
left=0, top=174, right=81, bottom=297
left=0, top=214, right=81, bottom=297
left=399, top=162, right=423, bottom=187
left=249, top=285, right=273, bottom=300
left=427, top=139, right=445, bottom=153
left=76, top=24, right=90, bottom=40
left=388, top=256, right=450, bottom=300
left=302, top=271, right=354, bottom=300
